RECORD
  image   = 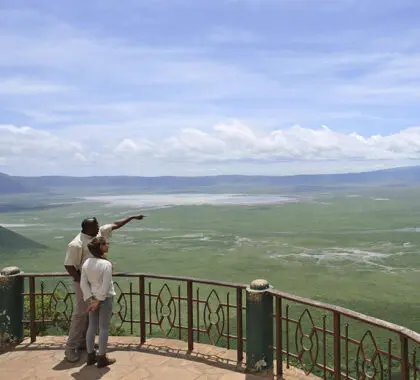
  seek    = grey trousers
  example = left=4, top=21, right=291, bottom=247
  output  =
left=65, top=282, right=89, bottom=351
left=86, top=296, right=114, bottom=356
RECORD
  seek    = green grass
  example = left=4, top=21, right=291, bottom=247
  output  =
left=1, top=187, right=420, bottom=376
left=0, top=190, right=419, bottom=328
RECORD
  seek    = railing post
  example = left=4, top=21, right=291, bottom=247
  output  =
left=236, top=287, right=244, bottom=363
left=0, top=266, right=25, bottom=347
left=275, top=296, right=283, bottom=379
left=246, top=279, right=273, bottom=374
left=333, top=312, right=341, bottom=380
left=29, top=275, right=36, bottom=343
left=401, top=335, right=409, bottom=380
left=187, top=280, right=193, bottom=352
left=139, top=276, right=146, bottom=344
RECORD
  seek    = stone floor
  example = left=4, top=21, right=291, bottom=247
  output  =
left=0, top=336, right=316, bottom=379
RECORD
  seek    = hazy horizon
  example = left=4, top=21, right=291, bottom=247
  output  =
left=2, top=162, right=420, bottom=178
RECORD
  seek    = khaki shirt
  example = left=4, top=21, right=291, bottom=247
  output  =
left=64, top=224, right=113, bottom=271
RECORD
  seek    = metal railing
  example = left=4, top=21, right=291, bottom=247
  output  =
left=17, top=272, right=420, bottom=379
left=20, top=272, right=246, bottom=363
left=270, top=289, right=420, bottom=380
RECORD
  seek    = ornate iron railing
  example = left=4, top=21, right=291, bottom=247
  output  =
left=17, top=273, right=420, bottom=379
left=270, top=290, right=420, bottom=380
left=20, top=273, right=246, bottom=363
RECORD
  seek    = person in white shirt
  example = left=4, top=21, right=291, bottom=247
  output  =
left=64, top=214, right=145, bottom=362
left=81, top=236, right=116, bottom=368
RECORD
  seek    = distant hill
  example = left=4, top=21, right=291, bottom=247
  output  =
left=0, top=226, right=47, bottom=251
left=0, top=173, right=44, bottom=194
left=0, top=173, right=30, bottom=194
left=3, top=165, right=420, bottom=193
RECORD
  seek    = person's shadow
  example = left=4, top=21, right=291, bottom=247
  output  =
left=52, top=353, right=110, bottom=379
left=70, top=365, right=110, bottom=379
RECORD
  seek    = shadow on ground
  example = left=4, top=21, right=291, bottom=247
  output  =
left=8, top=340, right=254, bottom=377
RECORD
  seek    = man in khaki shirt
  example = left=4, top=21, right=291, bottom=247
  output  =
left=64, top=214, right=145, bottom=362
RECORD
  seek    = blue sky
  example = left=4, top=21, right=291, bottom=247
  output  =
left=1, top=0, right=420, bottom=176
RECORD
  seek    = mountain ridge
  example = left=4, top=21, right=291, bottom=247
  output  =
left=2, top=165, right=420, bottom=193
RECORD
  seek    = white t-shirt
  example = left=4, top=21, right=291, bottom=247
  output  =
left=64, top=224, right=113, bottom=271
left=80, top=257, right=116, bottom=301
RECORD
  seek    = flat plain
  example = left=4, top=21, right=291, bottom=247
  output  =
left=1, top=186, right=419, bottom=332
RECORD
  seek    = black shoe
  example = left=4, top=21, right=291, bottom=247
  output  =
left=97, top=355, right=116, bottom=368
left=87, top=352, right=97, bottom=366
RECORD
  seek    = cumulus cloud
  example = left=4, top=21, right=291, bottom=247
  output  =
left=111, top=121, right=420, bottom=163
left=114, top=138, right=154, bottom=156
left=2, top=122, right=420, bottom=175
left=0, top=124, right=84, bottom=162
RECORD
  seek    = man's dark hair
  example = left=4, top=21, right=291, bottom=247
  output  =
left=81, top=217, right=98, bottom=231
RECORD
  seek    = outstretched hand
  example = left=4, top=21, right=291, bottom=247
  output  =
left=112, top=214, right=146, bottom=230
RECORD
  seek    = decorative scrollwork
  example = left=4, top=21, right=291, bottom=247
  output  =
left=295, top=308, right=319, bottom=375
left=356, top=330, right=383, bottom=380
left=203, top=289, right=225, bottom=345
left=49, top=281, right=73, bottom=326
left=155, top=283, right=176, bottom=336
left=111, top=282, right=127, bottom=330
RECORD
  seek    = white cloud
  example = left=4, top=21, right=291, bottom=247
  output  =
left=110, top=121, right=420, bottom=163
left=2, top=122, right=420, bottom=176
left=0, top=77, right=71, bottom=95
left=114, top=138, right=154, bottom=155
left=150, top=122, right=420, bottom=162
left=0, top=124, right=84, bottom=162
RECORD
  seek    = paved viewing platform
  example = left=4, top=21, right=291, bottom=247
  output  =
left=0, top=336, right=313, bottom=380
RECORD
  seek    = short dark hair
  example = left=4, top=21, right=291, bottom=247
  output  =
left=81, top=217, right=98, bottom=231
